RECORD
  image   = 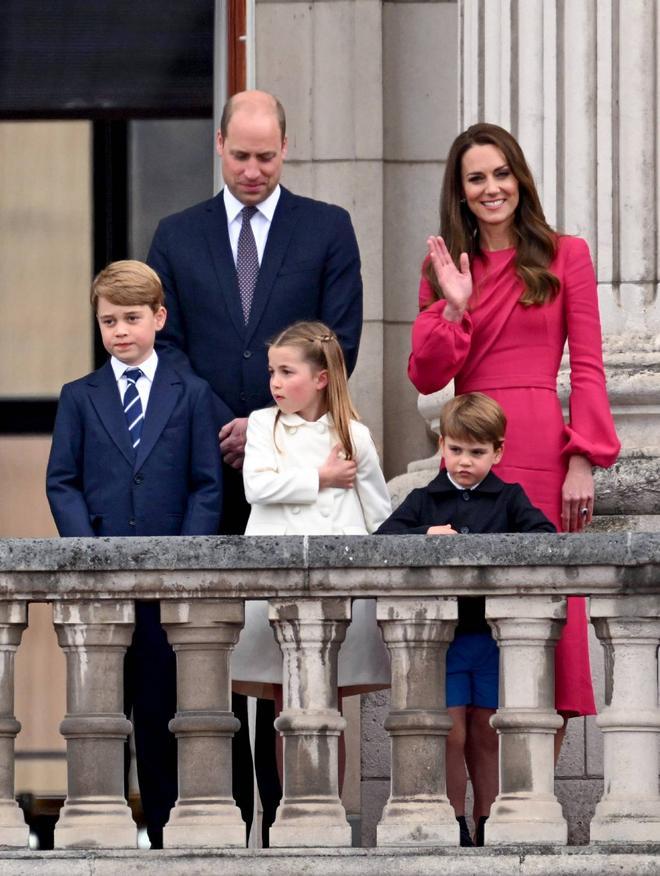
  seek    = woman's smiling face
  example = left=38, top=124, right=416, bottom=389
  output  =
left=461, top=143, right=520, bottom=246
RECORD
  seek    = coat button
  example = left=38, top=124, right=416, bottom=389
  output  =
left=129, top=518, right=136, bottom=527
left=320, top=508, right=330, bottom=517
left=286, top=425, right=297, bottom=435
left=460, top=526, right=470, bottom=534
left=291, top=506, right=301, bottom=514
left=462, top=491, right=470, bottom=501
left=133, top=474, right=143, bottom=485
left=243, top=350, right=252, bottom=359
left=316, top=422, right=327, bottom=434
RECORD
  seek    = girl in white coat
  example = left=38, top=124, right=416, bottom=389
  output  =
left=233, top=321, right=392, bottom=698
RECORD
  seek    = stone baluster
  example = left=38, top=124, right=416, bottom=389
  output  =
left=376, top=597, right=458, bottom=846
left=590, top=595, right=660, bottom=843
left=53, top=600, right=136, bottom=848
left=160, top=599, right=245, bottom=848
left=0, top=602, right=29, bottom=847
left=269, top=597, right=351, bottom=847
left=486, top=595, right=567, bottom=845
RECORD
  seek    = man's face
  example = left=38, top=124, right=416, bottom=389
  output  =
left=216, top=109, right=287, bottom=206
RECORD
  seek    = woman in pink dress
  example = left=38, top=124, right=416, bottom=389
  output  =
left=408, top=124, right=620, bottom=731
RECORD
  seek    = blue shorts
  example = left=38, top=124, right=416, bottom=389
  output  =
left=446, top=632, right=499, bottom=709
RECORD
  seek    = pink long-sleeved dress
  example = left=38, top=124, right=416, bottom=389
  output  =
left=409, top=235, right=620, bottom=715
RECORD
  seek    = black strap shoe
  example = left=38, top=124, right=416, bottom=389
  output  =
left=475, top=815, right=488, bottom=847
left=456, top=815, right=474, bottom=847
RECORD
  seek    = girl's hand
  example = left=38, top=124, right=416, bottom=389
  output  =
left=427, top=524, right=458, bottom=535
left=319, top=444, right=358, bottom=490
left=427, top=236, right=472, bottom=321
left=561, top=455, right=594, bottom=532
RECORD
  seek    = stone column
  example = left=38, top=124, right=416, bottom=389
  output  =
left=486, top=595, right=567, bottom=845
left=458, top=0, right=660, bottom=523
left=590, top=595, right=660, bottom=843
left=0, top=602, right=29, bottom=847
left=269, top=597, right=351, bottom=847
left=376, top=597, right=458, bottom=846
left=53, top=600, right=136, bottom=849
left=160, top=599, right=245, bottom=848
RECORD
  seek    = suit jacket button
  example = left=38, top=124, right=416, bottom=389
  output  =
left=240, top=392, right=246, bottom=401
left=291, top=506, right=301, bottom=514
left=243, top=350, right=252, bottom=359
left=462, top=492, right=470, bottom=501
left=133, top=474, right=143, bottom=485
left=129, top=518, right=136, bottom=527
left=460, top=526, right=470, bottom=534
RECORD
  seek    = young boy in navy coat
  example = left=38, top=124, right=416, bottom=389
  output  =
left=376, top=392, right=555, bottom=847
left=46, top=260, right=222, bottom=848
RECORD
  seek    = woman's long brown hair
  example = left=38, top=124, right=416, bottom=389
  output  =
left=269, top=321, right=359, bottom=459
left=424, top=123, right=560, bottom=307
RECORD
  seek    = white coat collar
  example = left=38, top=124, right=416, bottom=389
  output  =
left=277, top=411, right=334, bottom=428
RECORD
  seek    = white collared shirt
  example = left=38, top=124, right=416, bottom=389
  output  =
left=111, top=349, right=158, bottom=416
left=223, top=185, right=281, bottom=266
left=446, top=471, right=484, bottom=491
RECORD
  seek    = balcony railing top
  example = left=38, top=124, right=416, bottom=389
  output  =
left=0, top=533, right=658, bottom=600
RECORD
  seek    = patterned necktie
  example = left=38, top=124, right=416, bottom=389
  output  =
left=123, top=369, right=144, bottom=451
left=236, top=205, right=259, bottom=323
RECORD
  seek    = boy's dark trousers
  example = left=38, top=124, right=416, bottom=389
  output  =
left=124, top=602, right=178, bottom=848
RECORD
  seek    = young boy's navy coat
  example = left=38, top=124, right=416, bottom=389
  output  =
left=46, top=357, right=221, bottom=846
left=376, top=469, right=555, bottom=536
left=46, top=359, right=221, bottom=537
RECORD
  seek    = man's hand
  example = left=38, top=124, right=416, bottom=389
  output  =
left=219, top=418, right=249, bottom=470
left=427, top=524, right=458, bottom=535
left=319, top=443, right=358, bottom=490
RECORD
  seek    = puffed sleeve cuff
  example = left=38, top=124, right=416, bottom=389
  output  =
left=561, top=424, right=621, bottom=469
left=408, top=298, right=473, bottom=395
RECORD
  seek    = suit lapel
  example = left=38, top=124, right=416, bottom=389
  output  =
left=88, top=362, right=134, bottom=465
left=203, top=192, right=246, bottom=340
left=245, top=188, right=299, bottom=345
left=134, top=361, right=181, bottom=472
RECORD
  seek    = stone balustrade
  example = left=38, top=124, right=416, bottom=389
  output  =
left=0, top=533, right=658, bottom=855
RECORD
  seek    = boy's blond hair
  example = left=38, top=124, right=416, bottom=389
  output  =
left=91, top=260, right=164, bottom=313
left=440, top=392, right=506, bottom=450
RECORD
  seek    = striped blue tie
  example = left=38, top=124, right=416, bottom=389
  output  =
left=123, top=369, right=144, bottom=450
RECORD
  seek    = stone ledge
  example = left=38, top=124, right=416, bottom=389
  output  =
left=0, top=847, right=658, bottom=876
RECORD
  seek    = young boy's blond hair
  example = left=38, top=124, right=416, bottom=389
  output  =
left=90, top=260, right=164, bottom=313
left=439, top=392, right=506, bottom=450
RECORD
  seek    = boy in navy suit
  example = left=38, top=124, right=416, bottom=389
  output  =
left=47, top=260, right=222, bottom=848
left=377, top=392, right=555, bottom=847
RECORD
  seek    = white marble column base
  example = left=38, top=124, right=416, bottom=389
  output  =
left=486, top=797, right=567, bottom=846
left=377, top=801, right=458, bottom=846
left=55, top=800, right=137, bottom=849
left=270, top=804, right=352, bottom=848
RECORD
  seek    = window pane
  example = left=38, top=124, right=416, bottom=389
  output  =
left=0, top=121, right=93, bottom=397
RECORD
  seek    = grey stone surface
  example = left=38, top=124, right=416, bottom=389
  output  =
left=383, top=322, right=434, bottom=479
left=350, top=320, right=384, bottom=449
left=383, top=2, right=457, bottom=161
left=556, top=717, right=586, bottom=780
left=359, top=778, right=389, bottom=847
left=361, top=691, right=390, bottom=779
left=2, top=847, right=660, bottom=875
left=555, top=779, right=603, bottom=846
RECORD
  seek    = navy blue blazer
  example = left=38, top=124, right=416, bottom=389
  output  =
left=146, top=186, right=363, bottom=427
left=46, top=359, right=222, bottom=537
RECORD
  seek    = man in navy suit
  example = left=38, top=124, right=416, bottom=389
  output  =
left=46, top=260, right=222, bottom=848
left=147, top=89, right=363, bottom=533
left=146, top=90, right=363, bottom=843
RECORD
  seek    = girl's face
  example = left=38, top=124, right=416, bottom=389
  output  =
left=268, top=345, right=328, bottom=421
left=461, top=143, right=520, bottom=246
